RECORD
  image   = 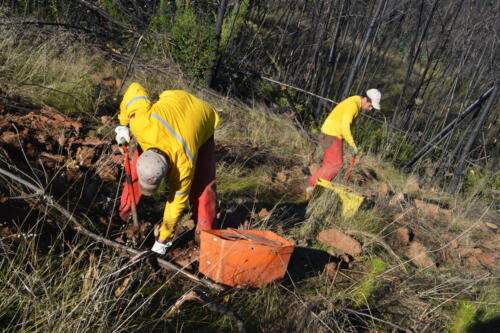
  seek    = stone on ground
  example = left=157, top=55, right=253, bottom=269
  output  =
left=317, top=229, right=362, bottom=256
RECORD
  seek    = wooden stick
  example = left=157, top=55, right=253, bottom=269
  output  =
left=74, top=0, right=139, bottom=36
left=0, top=166, right=224, bottom=291
left=117, top=35, right=144, bottom=96
left=166, top=290, right=246, bottom=332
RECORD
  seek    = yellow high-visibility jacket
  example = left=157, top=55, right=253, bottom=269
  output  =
left=119, top=83, right=219, bottom=240
left=320, top=95, right=361, bottom=152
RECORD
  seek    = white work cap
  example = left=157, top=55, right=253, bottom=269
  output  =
left=366, top=89, right=381, bottom=110
left=136, top=149, right=168, bottom=196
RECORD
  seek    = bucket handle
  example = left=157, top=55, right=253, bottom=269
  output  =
left=228, top=228, right=284, bottom=247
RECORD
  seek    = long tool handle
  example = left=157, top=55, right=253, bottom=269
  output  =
left=121, top=143, right=140, bottom=231
left=345, top=156, right=356, bottom=184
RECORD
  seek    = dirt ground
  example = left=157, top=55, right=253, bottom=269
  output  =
left=1, top=92, right=500, bottom=282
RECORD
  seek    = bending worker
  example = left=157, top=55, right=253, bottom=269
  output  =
left=306, top=89, right=381, bottom=190
left=115, top=82, right=219, bottom=255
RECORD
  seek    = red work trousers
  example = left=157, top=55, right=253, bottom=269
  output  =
left=119, top=136, right=217, bottom=232
left=307, top=134, right=343, bottom=186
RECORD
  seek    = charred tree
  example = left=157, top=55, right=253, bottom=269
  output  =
left=448, top=81, right=499, bottom=193
left=205, top=0, right=228, bottom=88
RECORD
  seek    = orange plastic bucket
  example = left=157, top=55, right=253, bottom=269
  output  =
left=199, top=228, right=295, bottom=287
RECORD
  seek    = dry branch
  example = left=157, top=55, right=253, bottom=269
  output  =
left=166, top=290, right=246, bottom=333
left=74, top=0, right=139, bottom=36
left=0, top=166, right=224, bottom=291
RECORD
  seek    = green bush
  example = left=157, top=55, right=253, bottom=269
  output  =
left=168, top=1, right=215, bottom=82
left=220, top=0, right=249, bottom=50
left=348, top=256, right=386, bottom=307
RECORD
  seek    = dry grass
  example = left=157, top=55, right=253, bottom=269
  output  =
left=1, top=8, right=499, bottom=332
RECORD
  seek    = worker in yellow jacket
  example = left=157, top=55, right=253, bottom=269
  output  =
left=307, top=89, right=381, bottom=189
left=115, top=83, right=219, bottom=254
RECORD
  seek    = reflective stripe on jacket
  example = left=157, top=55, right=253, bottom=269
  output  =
left=119, top=83, right=219, bottom=237
left=320, top=95, right=361, bottom=149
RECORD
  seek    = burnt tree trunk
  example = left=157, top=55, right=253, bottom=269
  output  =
left=448, top=81, right=499, bottom=193
left=341, top=0, right=385, bottom=99
left=205, top=0, right=228, bottom=88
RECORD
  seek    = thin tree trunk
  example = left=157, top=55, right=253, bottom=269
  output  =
left=205, top=0, right=228, bottom=88
left=315, top=0, right=346, bottom=118
left=341, top=0, right=385, bottom=99
left=391, top=0, right=440, bottom=127
left=448, top=81, right=499, bottom=193
left=404, top=86, right=495, bottom=170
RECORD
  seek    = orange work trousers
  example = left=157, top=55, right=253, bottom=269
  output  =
left=119, top=136, right=217, bottom=232
left=307, top=134, right=343, bottom=186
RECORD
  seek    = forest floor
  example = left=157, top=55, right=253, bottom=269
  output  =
left=1, top=17, right=499, bottom=330
left=1, top=86, right=500, bottom=331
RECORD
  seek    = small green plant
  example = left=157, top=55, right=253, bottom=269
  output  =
left=451, top=302, right=477, bottom=333
left=348, top=256, right=385, bottom=307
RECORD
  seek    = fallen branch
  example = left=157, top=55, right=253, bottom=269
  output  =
left=0, top=20, right=95, bottom=34
left=166, top=289, right=246, bottom=333
left=0, top=166, right=224, bottom=291
left=117, top=35, right=144, bottom=96
left=344, top=308, right=405, bottom=331
left=74, top=0, right=139, bottom=36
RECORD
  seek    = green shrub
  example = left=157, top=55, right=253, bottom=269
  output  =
left=451, top=302, right=477, bottom=333
left=348, top=256, right=386, bottom=307
left=220, top=0, right=249, bottom=49
left=168, top=1, right=215, bottom=82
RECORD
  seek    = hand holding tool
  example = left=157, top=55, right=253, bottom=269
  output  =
left=119, top=138, right=140, bottom=241
left=115, top=126, right=130, bottom=153
left=346, top=147, right=361, bottom=184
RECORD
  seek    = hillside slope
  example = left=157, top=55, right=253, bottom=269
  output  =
left=1, top=22, right=499, bottom=332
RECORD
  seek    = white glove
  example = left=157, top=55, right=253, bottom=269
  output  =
left=151, top=240, right=172, bottom=255
left=115, top=125, right=130, bottom=145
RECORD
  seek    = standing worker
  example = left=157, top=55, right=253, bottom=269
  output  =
left=114, top=82, right=219, bottom=255
left=305, top=89, right=381, bottom=194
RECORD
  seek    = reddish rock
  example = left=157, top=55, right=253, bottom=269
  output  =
left=111, top=154, right=123, bottom=163
left=442, top=234, right=459, bottom=249
left=95, top=163, right=117, bottom=182
left=75, top=146, right=95, bottom=167
left=389, top=192, right=404, bottom=206
left=378, top=182, right=389, bottom=196
left=464, top=255, right=481, bottom=266
left=258, top=208, right=270, bottom=218
left=414, top=199, right=451, bottom=220
left=276, top=172, right=287, bottom=182
left=90, top=74, right=102, bottom=85
left=323, top=262, right=338, bottom=276
left=472, top=247, right=483, bottom=255
left=407, top=241, right=436, bottom=268
left=395, top=227, right=411, bottom=246
left=174, top=257, right=193, bottom=271
left=457, top=246, right=475, bottom=257
left=101, top=115, right=113, bottom=125
left=440, top=209, right=452, bottom=220
left=406, top=176, right=420, bottom=193
left=1, top=131, right=19, bottom=147
left=317, top=229, right=362, bottom=256
left=82, top=136, right=106, bottom=146
left=474, top=252, right=496, bottom=268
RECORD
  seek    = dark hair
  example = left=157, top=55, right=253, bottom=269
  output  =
left=361, top=91, right=371, bottom=103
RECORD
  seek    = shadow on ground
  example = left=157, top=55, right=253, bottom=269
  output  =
left=283, top=247, right=345, bottom=284
left=218, top=201, right=308, bottom=230
left=467, top=316, right=500, bottom=333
